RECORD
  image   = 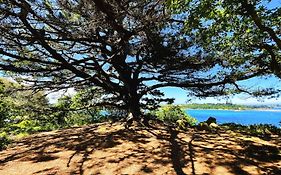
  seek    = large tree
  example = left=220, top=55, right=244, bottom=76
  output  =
left=0, top=0, right=268, bottom=122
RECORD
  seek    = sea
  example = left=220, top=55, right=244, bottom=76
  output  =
left=185, top=109, right=281, bottom=127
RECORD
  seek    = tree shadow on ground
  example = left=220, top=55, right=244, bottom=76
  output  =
left=147, top=126, right=200, bottom=175
left=0, top=122, right=280, bottom=175
left=189, top=131, right=281, bottom=175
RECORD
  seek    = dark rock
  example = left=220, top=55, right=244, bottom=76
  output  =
left=206, top=117, right=217, bottom=125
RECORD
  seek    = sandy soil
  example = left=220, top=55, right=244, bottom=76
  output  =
left=0, top=122, right=280, bottom=175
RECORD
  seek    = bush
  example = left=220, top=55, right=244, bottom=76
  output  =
left=156, top=105, right=197, bottom=126
left=249, top=124, right=280, bottom=135
left=10, top=119, right=40, bottom=133
left=0, top=132, right=11, bottom=150
left=221, top=123, right=281, bottom=136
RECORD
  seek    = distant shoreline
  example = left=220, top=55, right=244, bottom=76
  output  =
left=184, top=108, right=281, bottom=112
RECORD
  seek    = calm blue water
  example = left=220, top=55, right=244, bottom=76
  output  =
left=185, top=109, right=281, bottom=126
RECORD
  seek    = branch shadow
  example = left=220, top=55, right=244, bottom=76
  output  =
left=189, top=131, right=281, bottom=175
left=0, top=122, right=280, bottom=175
left=168, top=127, right=187, bottom=175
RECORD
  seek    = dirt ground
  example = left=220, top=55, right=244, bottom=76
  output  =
left=0, top=122, right=280, bottom=175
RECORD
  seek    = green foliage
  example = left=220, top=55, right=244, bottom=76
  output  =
left=0, top=79, right=107, bottom=150
left=167, top=0, right=281, bottom=82
left=0, top=78, right=49, bottom=131
left=9, top=119, right=43, bottom=134
left=0, top=78, right=16, bottom=128
left=156, top=105, right=197, bottom=126
left=52, top=96, right=72, bottom=126
left=0, top=85, right=105, bottom=149
left=0, top=78, right=49, bottom=120
left=222, top=123, right=281, bottom=136
left=49, top=87, right=104, bottom=128
left=0, top=132, right=11, bottom=150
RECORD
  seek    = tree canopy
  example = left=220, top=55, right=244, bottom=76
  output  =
left=168, top=0, right=281, bottom=78
left=0, top=0, right=279, bottom=121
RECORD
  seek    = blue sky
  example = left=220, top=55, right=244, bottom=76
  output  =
left=161, top=74, right=281, bottom=105
left=263, top=0, right=281, bottom=9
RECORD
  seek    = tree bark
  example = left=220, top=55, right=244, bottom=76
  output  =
left=125, top=95, right=142, bottom=129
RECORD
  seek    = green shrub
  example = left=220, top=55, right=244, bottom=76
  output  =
left=0, top=132, right=11, bottom=150
left=248, top=124, right=280, bottom=135
left=40, top=122, right=60, bottom=131
left=156, top=105, right=197, bottom=126
left=221, top=123, right=281, bottom=136
left=10, top=119, right=38, bottom=133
